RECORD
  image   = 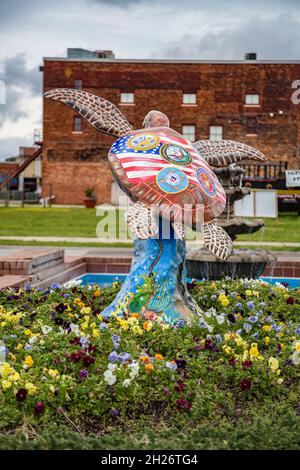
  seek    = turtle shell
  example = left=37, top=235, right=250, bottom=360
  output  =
left=108, top=127, right=226, bottom=224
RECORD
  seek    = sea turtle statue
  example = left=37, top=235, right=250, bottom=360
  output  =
left=44, top=89, right=266, bottom=322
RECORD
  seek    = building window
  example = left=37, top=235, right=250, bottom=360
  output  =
left=120, top=92, right=134, bottom=104
left=182, top=93, right=196, bottom=105
left=246, top=117, right=258, bottom=135
left=73, top=116, right=82, bottom=132
left=209, top=125, right=223, bottom=141
left=74, top=79, right=82, bottom=90
left=182, top=125, right=196, bottom=142
left=245, top=93, right=260, bottom=105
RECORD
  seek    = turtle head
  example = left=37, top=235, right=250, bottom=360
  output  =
left=143, top=110, right=169, bottom=128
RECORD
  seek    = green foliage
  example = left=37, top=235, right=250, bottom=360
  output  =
left=84, top=188, right=95, bottom=199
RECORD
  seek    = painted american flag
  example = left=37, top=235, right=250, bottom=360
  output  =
left=109, top=128, right=226, bottom=222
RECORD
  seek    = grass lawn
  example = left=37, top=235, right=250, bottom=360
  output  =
left=0, top=207, right=123, bottom=238
left=0, top=207, right=299, bottom=245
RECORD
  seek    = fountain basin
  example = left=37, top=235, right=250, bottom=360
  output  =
left=186, top=248, right=276, bottom=280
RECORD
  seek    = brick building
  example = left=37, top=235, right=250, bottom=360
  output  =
left=41, top=49, right=300, bottom=205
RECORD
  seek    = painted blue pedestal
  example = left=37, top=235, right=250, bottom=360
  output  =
left=101, top=226, right=201, bottom=323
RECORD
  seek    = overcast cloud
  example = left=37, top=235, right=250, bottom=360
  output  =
left=0, top=0, right=299, bottom=159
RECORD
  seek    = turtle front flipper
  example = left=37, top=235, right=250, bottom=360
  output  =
left=44, top=88, right=133, bottom=137
left=126, top=202, right=158, bottom=239
left=193, top=140, right=266, bottom=167
left=203, top=222, right=233, bottom=261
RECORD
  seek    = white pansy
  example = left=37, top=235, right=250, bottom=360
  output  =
left=216, top=314, right=225, bottom=325
left=70, top=323, right=80, bottom=335
left=107, top=363, right=117, bottom=371
left=104, top=370, right=116, bottom=385
left=123, top=379, right=131, bottom=387
left=29, top=336, right=38, bottom=344
left=291, top=351, right=300, bottom=366
left=41, top=325, right=53, bottom=335
left=64, top=279, right=82, bottom=287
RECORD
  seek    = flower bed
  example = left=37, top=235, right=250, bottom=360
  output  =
left=0, top=278, right=299, bottom=449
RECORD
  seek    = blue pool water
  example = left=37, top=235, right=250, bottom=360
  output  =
left=76, top=273, right=300, bottom=289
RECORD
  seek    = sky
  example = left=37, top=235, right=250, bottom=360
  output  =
left=0, top=0, right=300, bottom=160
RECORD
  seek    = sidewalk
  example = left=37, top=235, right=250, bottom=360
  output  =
left=0, top=235, right=299, bottom=248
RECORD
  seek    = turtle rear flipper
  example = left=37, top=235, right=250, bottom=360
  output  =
left=44, top=88, right=133, bottom=137
left=126, top=202, right=158, bottom=239
left=203, top=222, right=233, bottom=261
left=193, top=140, right=266, bottom=167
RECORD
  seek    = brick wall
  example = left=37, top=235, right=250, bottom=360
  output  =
left=42, top=59, right=300, bottom=204
left=0, top=162, right=18, bottom=176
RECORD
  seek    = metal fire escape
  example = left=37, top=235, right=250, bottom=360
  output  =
left=0, top=129, right=43, bottom=192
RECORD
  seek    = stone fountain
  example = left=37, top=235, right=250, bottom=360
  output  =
left=186, top=164, right=276, bottom=279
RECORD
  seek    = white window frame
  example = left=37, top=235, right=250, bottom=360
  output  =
left=182, top=93, right=197, bottom=105
left=245, top=93, right=260, bottom=105
left=209, top=125, right=223, bottom=141
left=182, top=125, right=196, bottom=142
left=120, top=92, right=134, bottom=104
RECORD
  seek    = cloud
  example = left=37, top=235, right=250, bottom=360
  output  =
left=0, top=135, right=33, bottom=160
left=0, top=53, right=41, bottom=128
left=0, top=0, right=299, bottom=159
left=151, top=14, right=300, bottom=60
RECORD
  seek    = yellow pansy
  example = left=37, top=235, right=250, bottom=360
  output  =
left=245, top=290, right=252, bottom=296
left=92, top=328, right=99, bottom=337
left=2, top=380, right=12, bottom=390
left=268, top=357, right=279, bottom=371
left=235, top=336, right=243, bottom=347
left=117, top=318, right=129, bottom=330
left=218, top=294, right=229, bottom=307
left=16, top=343, right=23, bottom=351
left=48, top=368, right=59, bottom=378
left=294, top=341, right=300, bottom=352
left=25, top=382, right=37, bottom=395
left=81, top=307, right=91, bottom=315
left=132, top=325, right=143, bottom=335
left=10, top=372, right=20, bottom=382
left=8, top=353, right=16, bottom=363
left=23, top=355, right=34, bottom=369
left=242, top=350, right=249, bottom=361
left=224, top=346, right=232, bottom=355
left=263, top=325, right=271, bottom=332
left=249, top=344, right=259, bottom=358
left=0, top=362, right=14, bottom=378
left=265, top=336, right=270, bottom=345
